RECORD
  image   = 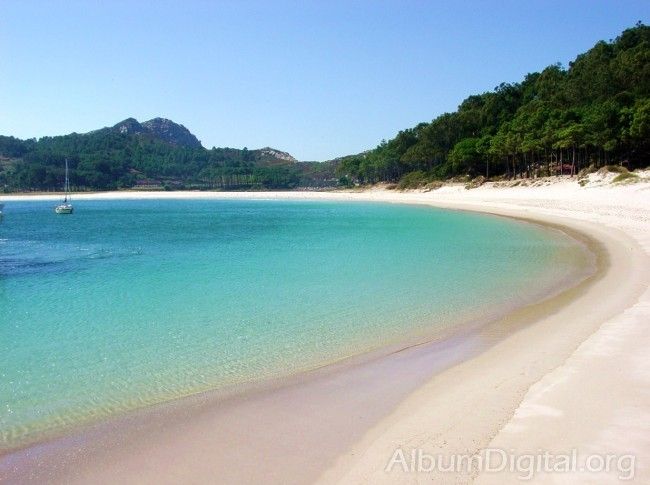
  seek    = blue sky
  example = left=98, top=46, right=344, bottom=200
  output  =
left=1, top=1, right=648, bottom=160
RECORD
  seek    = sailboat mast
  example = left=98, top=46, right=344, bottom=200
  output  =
left=54, top=158, right=73, bottom=213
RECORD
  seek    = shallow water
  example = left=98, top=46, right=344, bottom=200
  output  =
left=0, top=199, right=585, bottom=447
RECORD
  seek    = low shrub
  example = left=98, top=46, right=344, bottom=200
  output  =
left=612, top=172, right=639, bottom=183
left=605, top=165, right=629, bottom=174
left=577, top=164, right=597, bottom=178
left=397, top=171, right=429, bottom=190
left=465, top=175, right=486, bottom=190
left=423, top=181, right=444, bottom=191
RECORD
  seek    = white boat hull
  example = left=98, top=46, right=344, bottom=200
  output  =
left=55, top=204, right=74, bottom=214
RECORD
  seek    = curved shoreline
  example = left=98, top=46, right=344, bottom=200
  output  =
left=1, top=187, right=648, bottom=484
left=317, top=188, right=650, bottom=484
left=0, top=197, right=589, bottom=451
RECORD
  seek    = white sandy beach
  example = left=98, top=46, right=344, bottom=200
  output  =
left=319, top=180, right=650, bottom=484
left=2, top=176, right=649, bottom=484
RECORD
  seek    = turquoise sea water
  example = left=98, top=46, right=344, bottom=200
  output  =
left=0, top=199, right=586, bottom=448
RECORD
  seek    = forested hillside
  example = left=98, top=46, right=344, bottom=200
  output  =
left=337, top=23, right=650, bottom=186
left=0, top=119, right=336, bottom=191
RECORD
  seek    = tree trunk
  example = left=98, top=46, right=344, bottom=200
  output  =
left=571, top=144, right=576, bottom=176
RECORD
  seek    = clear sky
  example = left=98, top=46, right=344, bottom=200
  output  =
left=1, top=1, right=648, bottom=160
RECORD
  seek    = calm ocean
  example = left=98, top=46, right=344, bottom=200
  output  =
left=0, top=199, right=586, bottom=448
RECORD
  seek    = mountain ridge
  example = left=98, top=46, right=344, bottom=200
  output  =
left=0, top=117, right=336, bottom=191
left=109, top=117, right=203, bottom=149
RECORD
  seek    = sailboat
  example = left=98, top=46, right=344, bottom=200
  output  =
left=55, top=159, right=74, bottom=214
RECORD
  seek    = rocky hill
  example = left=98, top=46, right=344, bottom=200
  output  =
left=0, top=117, right=341, bottom=191
left=257, top=147, right=296, bottom=163
left=111, top=117, right=202, bottom=149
